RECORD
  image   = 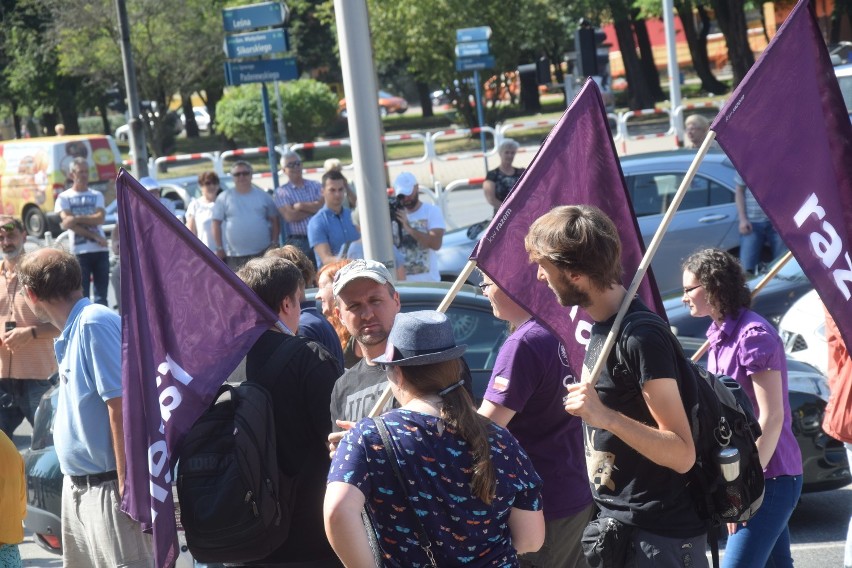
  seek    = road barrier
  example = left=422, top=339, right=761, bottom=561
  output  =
left=619, top=108, right=678, bottom=153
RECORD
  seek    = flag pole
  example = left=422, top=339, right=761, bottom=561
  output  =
left=582, top=130, right=717, bottom=385
left=366, top=259, right=479, bottom=418
left=690, top=250, right=794, bottom=362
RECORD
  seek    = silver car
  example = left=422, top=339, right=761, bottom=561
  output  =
left=438, top=149, right=740, bottom=296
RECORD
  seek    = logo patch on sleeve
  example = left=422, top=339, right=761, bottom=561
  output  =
left=493, top=375, right=509, bottom=392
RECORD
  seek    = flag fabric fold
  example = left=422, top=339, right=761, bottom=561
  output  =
left=471, top=80, right=664, bottom=370
left=117, top=170, right=279, bottom=568
left=711, top=0, right=852, bottom=348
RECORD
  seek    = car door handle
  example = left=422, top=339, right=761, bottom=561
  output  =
left=698, top=214, right=728, bottom=223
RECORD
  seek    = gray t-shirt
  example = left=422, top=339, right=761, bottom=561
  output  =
left=211, top=188, right=277, bottom=256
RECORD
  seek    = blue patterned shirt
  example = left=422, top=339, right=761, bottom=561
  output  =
left=328, top=409, right=542, bottom=567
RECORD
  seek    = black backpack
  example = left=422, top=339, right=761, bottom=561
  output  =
left=176, top=339, right=300, bottom=564
left=617, top=311, right=765, bottom=525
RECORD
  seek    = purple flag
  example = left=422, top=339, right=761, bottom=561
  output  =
left=117, top=171, right=279, bottom=568
left=711, top=0, right=852, bottom=348
left=471, top=80, right=664, bottom=370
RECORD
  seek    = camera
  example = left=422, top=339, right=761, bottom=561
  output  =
left=388, top=194, right=406, bottom=240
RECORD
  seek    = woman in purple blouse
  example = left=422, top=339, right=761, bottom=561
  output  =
left=682, top=249, right=803, bottom=568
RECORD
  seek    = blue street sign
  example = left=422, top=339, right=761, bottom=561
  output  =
left=455, top=55, right=495, bottom=72
left=224, top=57, right=298, bottom=86
left=224, top=29, right=289, bottom=59
left=456, top=26, right=492, bottom=43
left=455, top=41, right=489, bottom=58
left=223, top=2, right=288, bottom=33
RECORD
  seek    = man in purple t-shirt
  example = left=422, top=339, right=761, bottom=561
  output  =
left=477, top=275, right=593, bottom=568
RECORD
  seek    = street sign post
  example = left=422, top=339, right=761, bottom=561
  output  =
left=455, top=26, right=493, bottom=174
left=222, top=1, right=288, bottom=32
left=224, top=29, right=289, bottom=59
left=222, top=1, right=293, bottom=187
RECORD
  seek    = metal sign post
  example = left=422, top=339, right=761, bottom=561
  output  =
left=455, top=26, right=493, bottom=176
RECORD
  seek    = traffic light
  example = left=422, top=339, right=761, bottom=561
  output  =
left=105, top=85, right=127, bottom=113
left=574, top=21, right=608, bottom=79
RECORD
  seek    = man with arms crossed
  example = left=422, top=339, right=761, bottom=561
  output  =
left=19, top=248, right=152, bottom=567
left=524, top=205, right=707, bottom=567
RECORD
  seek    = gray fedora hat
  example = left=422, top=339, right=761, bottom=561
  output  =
left=372, top=310, right=467, bottom=367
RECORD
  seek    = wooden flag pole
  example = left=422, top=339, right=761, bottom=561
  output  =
left=366, top=259, right=479, bottom=418
left=690, top=250, right=795, bottom=362
left=582, top=130, right=718, bottom=386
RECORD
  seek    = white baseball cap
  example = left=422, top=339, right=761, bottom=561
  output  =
left=392, top=172, right=418, bottom=196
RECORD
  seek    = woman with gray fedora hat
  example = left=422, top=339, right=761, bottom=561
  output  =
left=325, top=310, right=545, bottom=567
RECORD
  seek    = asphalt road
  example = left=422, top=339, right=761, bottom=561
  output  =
left=11, top=420, right=851, bottom=567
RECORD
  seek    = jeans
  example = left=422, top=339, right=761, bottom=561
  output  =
left=0, top=378, right=54, bottom=437
left=77, top=251, right=110, bottom=306
left=722, top=475, right=803, bottom=568
left=846, top=444, right=852, bottom=567
left=739, top=220, right=786, bottom=273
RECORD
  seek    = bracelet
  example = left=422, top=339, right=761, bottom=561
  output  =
left=30, top=327, right=36, bottom=339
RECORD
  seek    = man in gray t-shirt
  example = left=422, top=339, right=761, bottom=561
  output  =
left=211, top=161, right=279, bottom=271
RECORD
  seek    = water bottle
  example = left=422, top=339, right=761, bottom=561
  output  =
left=717, top=446, right=740, bottom=482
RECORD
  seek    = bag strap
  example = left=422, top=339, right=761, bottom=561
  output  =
left=374, top=417, right=437, bottom=567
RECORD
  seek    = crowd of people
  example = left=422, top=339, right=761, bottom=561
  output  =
left=0, top=147, right=849, bottom=568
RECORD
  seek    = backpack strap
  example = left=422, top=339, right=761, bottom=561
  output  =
left=254, top=334, right=306, bottom=384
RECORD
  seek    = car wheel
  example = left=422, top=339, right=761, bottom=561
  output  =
left=448, top=313, right=478, bottom=343
left=23, top=206, right=47, bottom=238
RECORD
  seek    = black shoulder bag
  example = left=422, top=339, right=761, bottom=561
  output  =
left=374, top=417, right=438, bottom=568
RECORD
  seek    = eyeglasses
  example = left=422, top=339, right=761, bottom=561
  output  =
left=477, top=282, right=492, bottom=292
left=201, top=181, right=218, bottom=186
left=232, top=171, right=251, bottom=177
left=683, top=284, right=702, bottom=296
left=284, top=161, right=302, bottom=168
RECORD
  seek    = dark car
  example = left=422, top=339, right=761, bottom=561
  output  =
left=665, top=255, right=812, bottom=338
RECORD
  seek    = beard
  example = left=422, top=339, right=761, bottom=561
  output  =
left=550, top=273, right=591, bottom=308
left=2, top=243, right=24, bottom=261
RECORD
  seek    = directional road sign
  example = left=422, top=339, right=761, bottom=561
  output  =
left=455, top=41, right=489, bottom=58
left=456, top=26, right=492, bottom=43
left=224, top=57, right=298, bottom=86
left=222, top=1, right=288, bottom=33
left=224, top=29, right=289, bottom=59
left=455, top=55, right=495, bottom=72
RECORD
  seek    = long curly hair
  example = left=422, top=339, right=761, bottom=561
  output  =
left=317, top=260, right=353, bottom=350
left=682, top=249, right=751, bottom=318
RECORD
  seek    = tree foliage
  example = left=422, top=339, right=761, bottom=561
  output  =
left=216, top=79, right=338, bottom=146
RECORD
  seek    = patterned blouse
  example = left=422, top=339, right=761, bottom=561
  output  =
left=328, top=409, right=543, bottom=567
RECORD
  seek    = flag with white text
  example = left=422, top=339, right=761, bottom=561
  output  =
left=118, top=171, right=278, bottom=568
left=471, top=80, right=665, bottom=371
left=711, top=0, right=852, bottom=347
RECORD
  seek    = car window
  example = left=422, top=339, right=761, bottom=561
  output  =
left=629, top=173, right=732, bottom=215
left=837, top=74, right=852, bottom=114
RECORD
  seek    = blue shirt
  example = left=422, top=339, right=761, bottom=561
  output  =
left=53, top=298, right=123, bottom=476
left=329, top=409, right=542, bottom=567
left=307, top=206, right=358, bottom=267
left=299, top=302, right=345, bottom=373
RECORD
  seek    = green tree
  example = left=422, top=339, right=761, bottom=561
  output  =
left=216, top=79, right=338, bottom=147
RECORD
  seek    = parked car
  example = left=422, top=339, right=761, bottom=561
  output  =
left=778, top=289, right=827, bottom=374
left=834, top=63, right=852, bottom=121
left=115, top=110, right=184, bottom=141
left=180, top=107, right=211, bottom=131
left=338, top=90, right=408, bottom=117
left=666, top=254, right=812, bottom=338
left=438, top=149, right=741, bottom=294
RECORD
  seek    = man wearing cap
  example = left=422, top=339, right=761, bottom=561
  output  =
left=275, top=150, right=324, bottom=263
left=211, top=161, right=280, bottom=271
left=55, top=157, right=110, bottom=306
left=391, top=172, right=445, bottom=282
left=0, top=217, right=58, bottom=439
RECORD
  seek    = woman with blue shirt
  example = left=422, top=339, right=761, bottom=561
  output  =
left=682, top=249, right=803, bottom=568
left=324, top=310, right=544, bottom=567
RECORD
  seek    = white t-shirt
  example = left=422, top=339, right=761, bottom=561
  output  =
left=186, top=197, right=217, bottom=250
left=54, top=188, right=108, bottom=255
left=395, top=202, right=445, bottom=282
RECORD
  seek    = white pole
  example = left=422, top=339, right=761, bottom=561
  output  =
left=333, top=0, right=396, bottom=272
left=663, top=0, right=683, bottom=142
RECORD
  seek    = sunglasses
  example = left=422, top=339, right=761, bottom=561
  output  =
left=232, top=171, right=252, bottom=177
left=285, top=161, right=302, bottom=168
left=201, top=181, right=218, bottom=186
left=0, top=223, right=18, bottom=232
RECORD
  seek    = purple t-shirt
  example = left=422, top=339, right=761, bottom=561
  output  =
left=484, top=319, right=592, bottom=520
left=706, top=309, right=803, bottom=478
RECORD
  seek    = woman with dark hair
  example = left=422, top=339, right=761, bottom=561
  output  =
left=324, top=310, right=544, bottom=567
left=186, top=171, right=221, bottom=250
left=682, top=249, right=802, bottom=568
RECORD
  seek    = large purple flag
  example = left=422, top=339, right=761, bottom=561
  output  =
left=117, top=171, right=279, bottom=568
left=471, top=80, right=664, bottom=371
left=711, top=0, right=852, bottom=348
